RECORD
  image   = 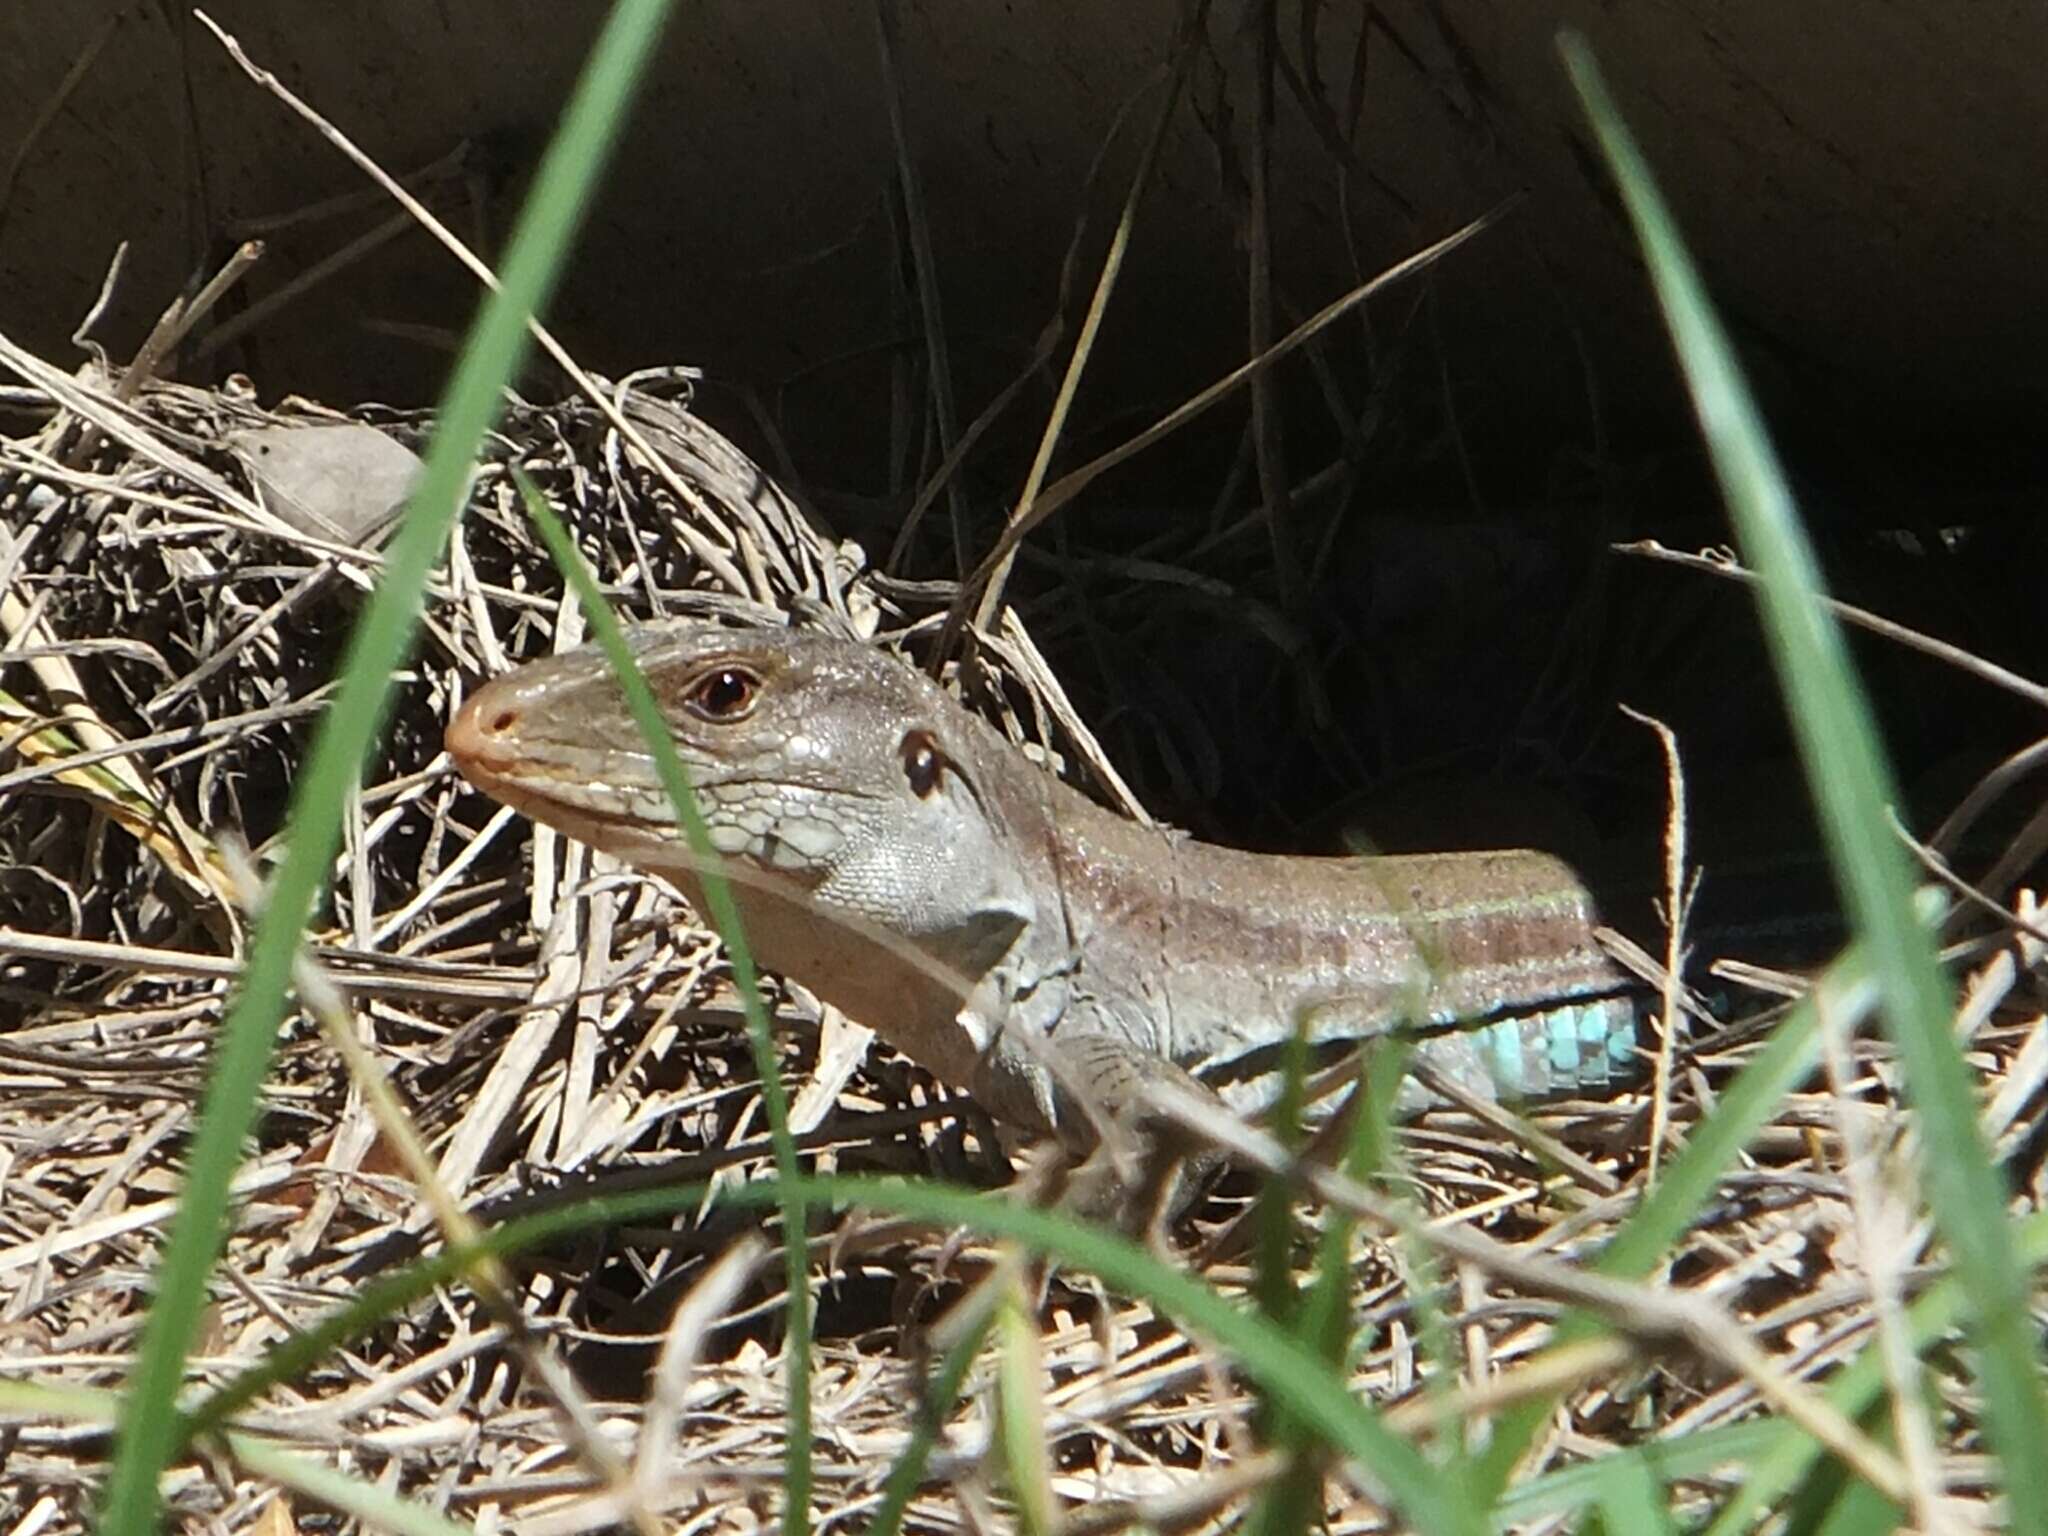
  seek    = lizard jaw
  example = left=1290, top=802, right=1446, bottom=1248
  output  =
left=447, top=685, right=844, bottom=889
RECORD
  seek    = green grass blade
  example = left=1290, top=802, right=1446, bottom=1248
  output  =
left=188, top=1171, right=1467, bottom=1535
left=0, top=1376, right=123, bottom=1426
left=1592, top=919, right=1912, bottom=1282
left=779, top=1174, right=1473, bottom=1535
left=1471, top=930, right=1866, bottom=1495
left=1244, top=1026, right=1315, bottom=1536
left=1700, top=1208, right=2048, bottom=1535
left=1489, top=1421, right=1778, bottom=1526
left=1779, top=1399, right=1903, bottom=1536
left=1303, top=1041, right=1405, bottom=1370
left=1588, top=1448, right=1680, bottom=1536
left=174, top=1139, right=2048, bottom=1534
left=995, top=1284, right=1057, bottom=1536
left=1560, top=31, right=2048, bottom=1529
left=94, top=7, right=671, bottom=1533
left=867, top=1285, right=1003, bottom=1536
left=1503, top=1210, right=2048, bottom=1528
left=513, top=470, right=813, bottom=1530
left=225, top=1434, right=481, bottom=1536
left=182, top=1185, right=2046, bottom=1533
left=183, top=1234, right=555, bottom=1440
left=2, top=1379, right=476, bottom=1536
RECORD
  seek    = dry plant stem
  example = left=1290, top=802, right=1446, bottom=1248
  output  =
left=0, top=685, right=332, bottom=799
left=634, top=1236, right=771, bottom=1503
left=265, top=885, right=667, bottom=1536
left=1955, top=795, right=2048, bottom=927
left=122, top=240, right=266, bottom=396
left=8, top=142, right=2021, bottom=1518
left=0, top=330, right=290, bottom=534
left=1617, top=540, right=2048, bottom=710
left=1891, top=809, right=2048, bottom=954
left=1245, top=0, right=1304, bottom=616
left=873, top=0, right=967, bottom=576
left=1146, top=1081, right=1913, bottom=1506
left=886, top=357, right=1040, bottom=574
left=145, top=567, right=342, bottom=720
left=0, top=925, right=557, bottom=1011
left=1458, top=1261, right=1493, bottom=1446
left=1406, top=1064, right=1620, bottom=1197
left=958, top=1, right=1210, bottom=646
left=1958, top=890, right=2048, bottom=1054
left=226, top=140, right=475, bottom=237
left=1275, top=6, right=1407, bottom=223
left=0, top=1164, right=295, bottom=1280
left=192, top=9, right=764, bottom=604
left=1274, top=281, right=1363, bottom=467
left=68, top=241, right=129, bottom=360
left=1814, top=975, right=1957, bottom=1534
left=369, top=802, right=520, bottom=945
left=1619, top=704, right=1691, bottom=1184
left=952, top=204, right=1505, bottom=638
left=0, top=9, right=117, bottom=238
left=0, top=640, right=172, bottom=671
left=436, top=612, right=592, bottom=1192
left=1596, top=925, right=1717, bottom=1034
left=0, top=442, right=377, bottom=589
left=194, top=214, right=414, bottom=361
left=989, top=610, right=1153, bottom=821
left=927, top=1249, right=1029, bottom=1355
left=1977, top=894, right=2048, bottom=1148
left=1381, top=1335, right=1638, bottom=1435
left=0, top=694, right=232, bottom=919
left=1929, top=733, right=2048, bottom=858
left=0, top=538, right=238, bottom=923
left=1064, top=1452, right=1286, bottom=1536
left=886, top=52, right=1174, bottom=576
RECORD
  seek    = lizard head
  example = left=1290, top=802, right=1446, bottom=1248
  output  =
left=446, top=620, right=1037, bottom=975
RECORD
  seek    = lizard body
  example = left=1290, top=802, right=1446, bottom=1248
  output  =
left=446, top=621, right=1640, bottom=1149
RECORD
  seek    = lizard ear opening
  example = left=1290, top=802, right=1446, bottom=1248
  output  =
left=901, top=729, right=945, bottom=797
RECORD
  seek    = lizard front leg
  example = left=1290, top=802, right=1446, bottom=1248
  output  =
left=967, top=979, right=1228, bottom=1227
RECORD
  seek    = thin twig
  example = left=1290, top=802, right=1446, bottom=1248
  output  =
left=1619, top=703, right=1691, bottom=1183
left=945, top=202, right=1509, bottom=647
left=954, top=2, right=1213, bottom=646
left=1618, top=539, right=2048, bottom=710
left=1143, top=1074, right=1913, bottom=1506
left=191, top=8, right=763, bottom=603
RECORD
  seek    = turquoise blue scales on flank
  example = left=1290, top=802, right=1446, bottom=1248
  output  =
left=1212, top=988, right=1647, bottom=1119
left=1482, top=994, right=1642, bottom=1098
left=1410, top=992, right=1644, bottom=1106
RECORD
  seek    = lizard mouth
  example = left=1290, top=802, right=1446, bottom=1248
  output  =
left=453, top=760, right=662, bottom=852
left=446, top=695, right=841, bottom=891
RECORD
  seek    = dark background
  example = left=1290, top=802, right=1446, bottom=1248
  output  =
left=5, top=1, right=2044, bottom=947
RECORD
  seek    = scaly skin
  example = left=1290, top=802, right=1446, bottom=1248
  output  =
left=446, top=620, right=1640, bottom=1150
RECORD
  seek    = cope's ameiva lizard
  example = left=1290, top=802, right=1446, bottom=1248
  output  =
left=446, top=621, right=1641, bottom=1160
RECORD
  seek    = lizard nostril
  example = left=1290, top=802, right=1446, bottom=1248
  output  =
left=446, top=696, right=520, bottom=766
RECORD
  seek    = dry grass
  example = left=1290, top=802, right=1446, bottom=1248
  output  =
left=1, top=345, right=2042, bottom=1532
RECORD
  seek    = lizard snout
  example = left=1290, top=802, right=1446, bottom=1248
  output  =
left=445, top=662, right=644, bottom=800
left=445, top=684, right=530, bottom=779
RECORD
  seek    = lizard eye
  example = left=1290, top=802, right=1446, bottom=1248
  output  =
left=902, top=729, right=944, bottom=798
left=683, top=665, right=760, bottom=722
